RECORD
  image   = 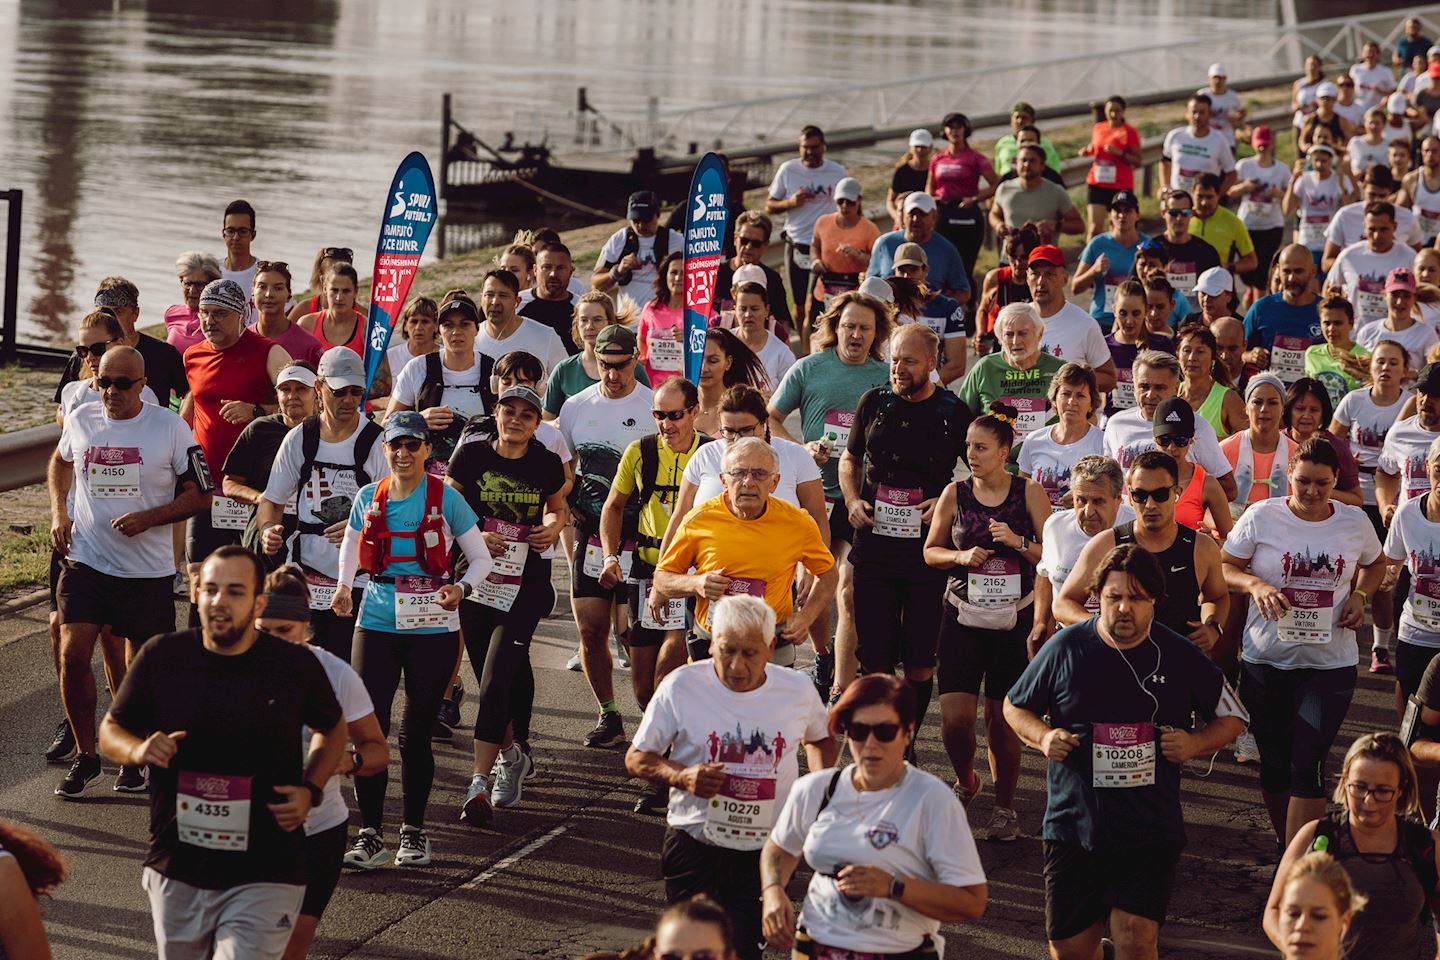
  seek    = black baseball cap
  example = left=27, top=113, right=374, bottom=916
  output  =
left=627, top=190, right=659, bottom=221
left=1152, top=397, right=1196, bottom=440
left=1418, top=362, right=1440, bottom=396
left=1110, top=190, right=1140, bottom=211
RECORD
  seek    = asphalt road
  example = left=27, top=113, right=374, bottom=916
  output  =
left=0, top=573, right=1402, bottom=960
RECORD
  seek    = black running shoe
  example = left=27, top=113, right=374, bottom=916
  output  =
left=114, top=764, right=148, bottom=793
left=44, top=718, right=76, bottom=764
left=55, top=754, right=102, bottom=799
left=583, top=712, right=626, bottom=749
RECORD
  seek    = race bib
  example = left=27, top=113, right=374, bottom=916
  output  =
left=820, top=278, right=857, bottom=308
left=425, top=459, right=449, bottom=479
left=724, top=576, right=767, bottom=598
left=1421, top=208, right=1440, bottom=244
left=703, top=767, right=778, bottom=851
left=582, top=535, right=635, bottom=581
left=1176, top=169, right=1199, bottom=193
left=1000, top=395, right=1047, bottom=442
left=822, top=410, right=855, bottom=454
left=1278, top=584, right=1335, bottom=643
left=1166, top=262, right=1197, bottom=294
left=1355, top=279, right=1386, bottom=324
left=1413, top=577, right=1440, bottom=632
left=649, top=333, right=684, bottom=373
left=1111, top=367, right=1136, bottom=410
left=475, top=519, right=531, bottom=612
left=84, top=446, right=141, bottom=499
left=177, top=772, right=251, bottom=851
left=1093, top=158, right=1117, bottom=184
left=638, top=578, right=687, bottom=631
left=1092, top=723, right=1156, bottom=788
left=304, top=570, right=338, bottom=612
left=791, top=247, right=812, bottom=270
left=394, top=574, right=457, bottom=630
left=873, top=485, right=923, bottom=539
left=1245, top=193, right=1275, bottom=220
left=1101, top=274, right=1128, bottom=313
left=1299, top=215, right=1330, bottom=249
left=1270, top=336, right=1311, bottom=385
left=967, top=556, right=1022, bottom=606
left=1406, top=456, right=1432, bottom=500
left=210, top=494, right=249, bottom=531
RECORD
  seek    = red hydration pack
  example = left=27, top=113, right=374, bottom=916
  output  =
left=358, top=475, right=450, bottom=576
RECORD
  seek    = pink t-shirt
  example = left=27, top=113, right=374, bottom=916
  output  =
left=638, top=301, right=685, bottom=385
left=928, top=148, right=994, bottom=202
left=164, top=304, right=204, bottom=353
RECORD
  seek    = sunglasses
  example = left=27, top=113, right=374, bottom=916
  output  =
left=254, top=260, right=289, bottom=274
left=1164, top=208, right=1193, bottom=217
left=387, top=438, right=425, bottom=452
left=97, top=376, right=142, bottom=391
left=1155, top=434, right=1192, bottom=448
left=1130, top=485, right=1174, bottom=505
left=598, top=357, right=633, bottom=371
left=738, top=236, right=766, bottom=248
left=75, top=338, right=116, bottom=359
left=326, top=385, right=365, bottom=399
left=845, top=721, right=903, bottom=743
left=651, top=407, right=692, bottom=421
left=322, top=247, right=354, bottom=261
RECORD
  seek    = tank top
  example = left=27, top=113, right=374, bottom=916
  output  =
left=985, top=266, right=1033, bottom=334
left=1324, top=816, right=1429, bottom=960
left=183, top=328, right=278, bottom=482
left=1414, top=173, right=1440, bottom=244
left=947, top=475, right=1036, bottom=604
left=1175, top=463, right=1208, bottom=531
left=1192, top=380, right=1230, bottom=439
left=1114, top=520, right=1200, bottom=635
left=311, top=310, right=366, bottom=356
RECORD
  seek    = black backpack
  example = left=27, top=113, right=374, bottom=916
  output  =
left=417, top=351, right=497, bottom=420
left=289, top=415, right=383, bottom=568
left=1312, top=814, right=1439, bottom=915
left=618, top=226, right=671, bottom=272
left=632, top=432, right=713, bottom=549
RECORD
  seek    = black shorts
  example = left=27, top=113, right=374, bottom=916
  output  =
left=1086, top=184, right=1123, bottom=207
left=48, top=548, right=62, bottom=612
left=1239, top=660, right=1354, bottom=798
left=626, top=580, right=686, bottom=648
left=185, top=510, right=241, bottom=567
left=827, top=500, right=854, bottom=546
left=56, top=560, right=176, bottom=642
left=937, top=601, right=1035, bottom=699
left=570, top=526, right=625, bottom=602
left=852, top=562, right=947, bottom=674
left=1397, top=640, right=1440, bottom=700
left=300, top=822, right=348, bottom=919
left=1043, top=838, right=1184, bottom=941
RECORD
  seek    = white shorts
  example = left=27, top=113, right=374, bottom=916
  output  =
left=142, top=867, right=304, bottom=960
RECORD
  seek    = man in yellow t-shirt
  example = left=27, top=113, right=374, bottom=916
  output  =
left=655, top=437, right=837, bottom=664
left=598, top=378, right=709, bottom=709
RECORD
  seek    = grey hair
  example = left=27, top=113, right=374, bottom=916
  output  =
left=175, top=251, right=223, bottom=280
left=1428, top=435, right=1440, bottom=465
left=1070, top=454, right=1123, bottom=498
left=710, top=594, right=776, bottom=646
left=995, top=301, right=1045, bottom=339
left=723, top=435, right=780, bottom=473
left=1134, top=349, right=1182, bottom=380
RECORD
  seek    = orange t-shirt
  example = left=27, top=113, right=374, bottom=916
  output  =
left=811, top=213, right=881, bottom=300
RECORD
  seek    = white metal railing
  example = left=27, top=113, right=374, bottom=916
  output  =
left=524, top=6, right=1440, bottom=159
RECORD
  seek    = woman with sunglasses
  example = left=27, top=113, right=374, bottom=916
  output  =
left=288, top=247, right=366, bottom=325
left=386, top=290, right=489, bottom=474
left=165, top=251, right=221, bottom=353
left=762, top=673, right=988, bottom=956
left=332, top=411, right=492, bottom=870
left=1177, top=321, right=1246, bottom=439
left=925, top=404, right=1051, bottom=840
left=693, top=328, right=769, bottom=438
left=540, top=292, right=653, bottom=420
left=1265, top=733, right=1439, bottom=960
left=58, top=309, right=160, bottom=424
left=1222, top=437, right=1386, bottom=845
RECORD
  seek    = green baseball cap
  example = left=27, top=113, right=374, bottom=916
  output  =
left=595, top=323, right=638, bottom=357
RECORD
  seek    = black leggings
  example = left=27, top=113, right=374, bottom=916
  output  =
left=352, top=627, right=456, bottom=830
left=309, top=595, right=360, bottom=663
left=1239, top=660, right=1354, bottom=798
left=936, top=208, right=985, bottom=297
left=459, top=582, right=555, bottom=744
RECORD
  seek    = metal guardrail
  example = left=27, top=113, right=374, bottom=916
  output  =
left=0, top=424, right=58, bottom=494
left=1, top=190, right=21, bottom=366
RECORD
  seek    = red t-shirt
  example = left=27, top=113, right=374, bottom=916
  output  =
left=1085, top=122, right=1141, bottom=190
left=928, top=148, right=994, bottom=203
left=184, top=329, right=277, bottom=481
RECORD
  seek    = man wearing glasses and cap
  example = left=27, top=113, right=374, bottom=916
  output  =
left=54, top=277, right=188, bottom=413
left=766, top=125, right=849, bottom=316
left=49, top=346, right=212, bottom=798
left=593, top=190, right=684, bottom=308
left=1152, top=188, right=1221, bottom=310
left=714, top=211, right=793, bottom=337
left=867, top=192, right=971, bottom=304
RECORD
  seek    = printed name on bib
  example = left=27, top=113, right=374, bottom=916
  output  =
left=1092, top=722, right=1156, bottom=788
left=394, top=574, right=457, bottom=630
left=648, top=333, right=684, bottom=373
left=1270, top=336, right=1311, bottom=385
left=1111, top=367, right=1136, bottom=410
left=1355, top=278, right=1387, bottom=323
left=1278, top=583, right=1335, bottom=643
left=210, top=494, right=249, bottom=530
left=304, top=570, right=338, bottom=612
left=474, top=518, right=531, bottom=612
left=638, top=578, right=687, bottom=631
left=701, top=726, right=784, bottom=850
left=967, top=556, right=1022, bottom=606
left=1413, top=576, right=1440, bottom=632
left=177, top=772, right=251, bottom=851
left=1000, top=395, right=1047, bottom=442
left=873, top=484, right=923, bottom=538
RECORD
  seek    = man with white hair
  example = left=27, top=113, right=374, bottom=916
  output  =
left=627, top=593, right=836, bottom=960
left=655, top=436, right=838, bottom=662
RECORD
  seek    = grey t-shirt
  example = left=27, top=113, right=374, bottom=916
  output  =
left=994, top=178, right=1075, bottom=232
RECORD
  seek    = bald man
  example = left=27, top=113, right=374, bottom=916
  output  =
left=1211, top=316, right=1252, bottom=392
left=1240, top=244, right=1320, bottom=386
left=48, top=347, right=210, bottom=797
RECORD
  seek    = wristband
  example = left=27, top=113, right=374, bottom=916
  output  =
left=304, top=781, right=323, bottom=808
left=604, top=554, right=621, bottom=567
left=252, top=403, right=265, bottom=420
left=1353, top=588, right=1369, bottom=602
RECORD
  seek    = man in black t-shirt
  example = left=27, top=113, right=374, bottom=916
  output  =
left=54, top=278, right=188, bottom=410
left=840, top=324, right=971, bottom=739
left=101, top=547, right=344, bottom=960
left=1005, top=544, right=1244, bottom=960
left=518, top=242, right=581, bottom=355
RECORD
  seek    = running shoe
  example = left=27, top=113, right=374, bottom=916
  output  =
left=342, top=828, right=389, bottom=870
left=566, top=649, right=583, bottom=672
left=633, top=781, right=666, bottom=815
left=437, top=682, right=464, bottom=729
left=54, top=754, right=103, bottom=800
left=44, top=718, right=76, bottom=764
left=518, top=740, right=538, bottom=780
left=491, top=750, right=533, bottom=809
left=461, top=776, right=494, bottom=825
left=953, top=771, right=982, bottom=807
left=1234, top=730, right=1261, bottom=764
left=614, top=632, right=630, bottom=669
left=114, top=764, right=148, bottom=793
left=583, top=711, right=626, bottom=749
left=172, top=571, right=189, bottom=597
left=430, top=717, right=453, bottom=742
left=986, top=806, right=1020, bottom=842
left=396, top=826, right=432, bottom=866
left=1370, top=648, right=1393, bottom=674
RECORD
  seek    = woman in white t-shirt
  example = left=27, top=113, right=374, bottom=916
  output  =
left=381, top=296, right=439, bottom=397
left=1381, top=435, right=1440, bottom=706
left=386, top=290, right=490, bottom=473
left=1019, top=362, right=1104, bottom=510
left=1221, top=438, right=1386, bottom=845
left=761, top=674, right=988, bottom=955
left=253, top=567, right=387, bottom=959
left=732, top=281, right=796, bottom=392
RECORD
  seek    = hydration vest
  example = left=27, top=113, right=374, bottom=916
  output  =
left=358, top=475, right=451, bottom=576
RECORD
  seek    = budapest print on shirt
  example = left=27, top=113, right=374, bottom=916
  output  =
left=703, top=722, right=786, bottom=850
left=1278, top=546, right=1346, bottom=644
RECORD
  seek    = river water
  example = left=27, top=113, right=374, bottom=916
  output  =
left=0, top=0, right=1409, bottom=344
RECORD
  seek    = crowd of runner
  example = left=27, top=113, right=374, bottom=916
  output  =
left=15, top=15, right=1440, bottom=960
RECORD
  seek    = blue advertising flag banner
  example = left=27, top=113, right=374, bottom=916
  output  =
left=682, top=153, right=730, bottom=383
left=363, top=151, right=438, bottom=393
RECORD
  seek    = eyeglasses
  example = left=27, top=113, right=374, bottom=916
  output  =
left=1164, top=208, right=1193, bottom=217
left=97, top=376, right=142, bottom=391
left=845, top=721, right=903, bottom=743
left=659, top=952, right=718, bottom=960
left=651, top=407, right=692, bottom=421
left=221, top=227, right=253, bottom=238
left=387, top=439, right=425, bottom=452
left=598, top=358, right=633, bottom=371
left=321, top=247, right=353, bottom=261
left=1338, top=80, right=1355, bottom=87
left=75, top=338, right=116, bottom=359
left=718, top=424, right=760, bottom=439
left=724, top=468, right=773, bottom=482
left=1130, top=485, right=1174, bottom=504
left=180, top=279, right=210, bottom=290
left=1345, top=782, right=1398, bottom=803
left=1155, top=434, right=1192, bottom=448
left=738, top=236, right=766, bottom=248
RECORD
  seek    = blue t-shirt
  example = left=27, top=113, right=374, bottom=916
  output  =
left=348, top=478, right=479, bottom=633
left=1243, top=293, right=1322, bottom=351
left=1079, top=233, right=1145, bottom=331
left=1006, top=618, right=1227, bottom=849
left=867, top=231, right=971, bottom=295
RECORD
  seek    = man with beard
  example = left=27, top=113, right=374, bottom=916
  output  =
left=518, top=242, right=583, bottom=355
left=48, top=347, right=211, bottom=798
left=840, top=324, right=972, bottom=756
left=100, top=546, right=345, bottom=960
left=257, top=348, right=388, bottom=662
left=1241, top=244, right=1321, bottom=385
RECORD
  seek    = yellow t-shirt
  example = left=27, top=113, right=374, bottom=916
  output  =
left=611, top=431, right=706, bottom=567
left=657, top=494, right=835, bottom=630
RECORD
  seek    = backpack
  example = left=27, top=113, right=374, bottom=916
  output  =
left=416, top=351, right=497, bottom=421
left=1312, top=814, right=1439, bottom=914
left=869, top=388, right=970, bottom=478
left=618, top=227, right=672, bottom=274
left=633, top=432, right=714, bottom=550
left=290, top=415, right=383, bottom=568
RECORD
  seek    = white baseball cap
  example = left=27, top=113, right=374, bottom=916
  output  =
left=732, top=264, right=768, bottom=289
left=908, top=128, right=934, bottom=148
left=1316, top=81, right=1339, bottom=99
left=1195, top=266, right=1234, bottom=297
left=1207, top=62, right=1227, bottom=78
left=1388, top=92, right=1410, bottom=114
left=858, top=277, right=894, bottom=303
left=277, top=364, right=317, bottom=388
left=834, top=177, right=862, bottom=202
left=1428, top=45, right=1440, bottom=59
left=902, top=192, right=937, bottom=215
